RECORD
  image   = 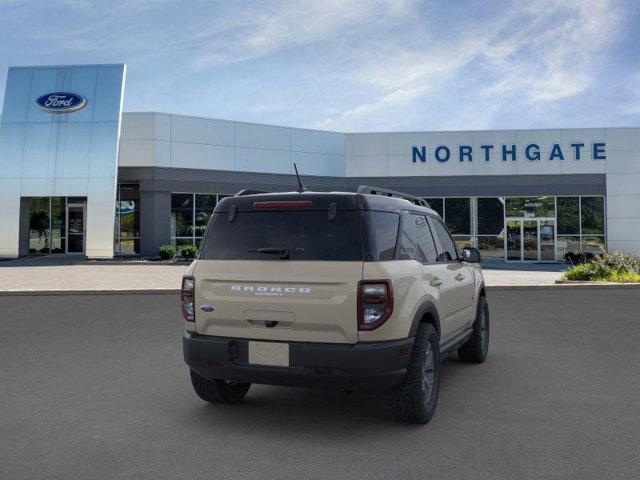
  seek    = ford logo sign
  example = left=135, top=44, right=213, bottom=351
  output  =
left=35, top=92, right=87, bottom=114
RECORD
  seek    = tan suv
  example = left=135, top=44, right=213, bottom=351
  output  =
left=181, top=186, right=489, bottom=424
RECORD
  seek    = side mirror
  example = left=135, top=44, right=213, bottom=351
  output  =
left=462, top=247, right=481, bottom=263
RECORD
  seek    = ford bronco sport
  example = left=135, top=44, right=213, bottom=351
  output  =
left=182, top=186, right=489, bottom=424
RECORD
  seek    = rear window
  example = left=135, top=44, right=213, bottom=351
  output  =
left=200, top=211, right=364, bottom=261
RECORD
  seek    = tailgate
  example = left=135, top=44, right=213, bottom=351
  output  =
left=194, top=260, right=362, bottom=344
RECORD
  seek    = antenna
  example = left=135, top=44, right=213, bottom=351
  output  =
left=293, top=163, right=307, bottom=193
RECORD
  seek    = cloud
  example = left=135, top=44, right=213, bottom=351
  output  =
left=313, top=85, right=429, bottom=130
left=482, top=0, right=621, bottom=102
left=1, top=0, right=633, bottom=131
left=190, top=0, right=415, bottom=69
left=313, top=0, right=626, bottom=131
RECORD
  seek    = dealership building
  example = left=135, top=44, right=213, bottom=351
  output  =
left=1, top=63, right=639, bottom=262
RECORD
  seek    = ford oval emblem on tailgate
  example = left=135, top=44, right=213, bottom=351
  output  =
left=200, top=305, right=215, bottom=312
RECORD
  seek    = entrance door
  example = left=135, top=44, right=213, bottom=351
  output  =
left=506, top=220, right=522, bottom=261
left=522, top=221, right=538, bottom=261
left=504, top=219, right=556, bottom=262
left=66, top=203, right=86, bottom=254
left=540, top=221, right=555, bottom=261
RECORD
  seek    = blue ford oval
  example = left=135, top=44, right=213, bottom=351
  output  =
left=35, top=92, right=87, bottom=114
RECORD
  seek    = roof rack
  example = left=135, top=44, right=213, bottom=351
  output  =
left=357, top=185, right=431, bottom=208
left=234, top=189, right=270, bottom=197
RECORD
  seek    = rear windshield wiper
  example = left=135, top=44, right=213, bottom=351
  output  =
left=248, top=247, right=290, bottom=259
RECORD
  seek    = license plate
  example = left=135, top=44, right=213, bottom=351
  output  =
left=248, top=341, right=289, bottom=367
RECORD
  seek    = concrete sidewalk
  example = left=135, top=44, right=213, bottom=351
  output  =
left=481, top=258, right=565, bottom=286
left=0, top=257, right=188, bottom=294
left=0, top=256, right=566, bottom=294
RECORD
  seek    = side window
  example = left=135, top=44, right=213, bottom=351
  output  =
left=395, top=213, right=415, bottom=260
left=429, top=217, right=459, bottom=262
left=365, top=211, right=400, bottom=261
left=412, top=214, right=438, bottom=263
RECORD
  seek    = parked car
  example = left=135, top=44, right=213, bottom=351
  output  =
left=181, top=186, right=489, bottom=424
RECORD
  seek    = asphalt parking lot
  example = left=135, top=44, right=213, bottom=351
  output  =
left=1, top=289, right=640, bottom=479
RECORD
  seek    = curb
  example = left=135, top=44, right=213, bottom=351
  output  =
left=555, top=280, right=640, bottom=286
left=77, top=261, right=191, bottom=266
left=487, top=283, right=640, bottom=290
left=0, top=289, right=180, bottom=296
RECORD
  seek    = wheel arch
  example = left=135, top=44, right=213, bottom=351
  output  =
left=478, top=281, right=486, bottom=298
left=409, top=300, right=441, bottom=339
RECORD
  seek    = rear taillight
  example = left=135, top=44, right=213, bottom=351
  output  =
left=181, top=276, right=195, bottom=322
left=358, top=280, right=393, bottom=331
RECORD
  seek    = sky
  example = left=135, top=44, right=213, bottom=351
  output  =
left=0, top=0, right=639, bottom=132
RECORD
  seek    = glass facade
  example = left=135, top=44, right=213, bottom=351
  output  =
left=505, top=196, right=555, bottom=218
left=171, top=193, right=229, bottom=248
left=423, top=195, right=606, bottom=261
left=163, top=192, right=605, bottom=261
left=424, top=197, right=471, bottom=250
left=27, top=196, right=87, bottom=255
left=114, top=184, right=141, bottom=255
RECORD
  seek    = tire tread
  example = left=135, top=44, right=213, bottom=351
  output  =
left=190, top=369, right=251, bottom=404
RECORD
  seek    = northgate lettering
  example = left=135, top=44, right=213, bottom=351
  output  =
left=411, top=143, right=606, bottom=163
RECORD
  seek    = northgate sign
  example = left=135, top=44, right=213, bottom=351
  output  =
left=411, top=142, right=606, bottom=163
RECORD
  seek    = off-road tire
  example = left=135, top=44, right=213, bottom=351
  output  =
left=190, top=369, right=251, bottom=404
left=458, top=295, right=490, bottom=364
left=387, top=323, right=440, bottom=424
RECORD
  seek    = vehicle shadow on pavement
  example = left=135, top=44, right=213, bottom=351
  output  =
left=176, top=356, right=472, bottom=433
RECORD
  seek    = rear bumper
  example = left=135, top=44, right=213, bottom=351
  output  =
left=183, top=331, right=414, bottom=394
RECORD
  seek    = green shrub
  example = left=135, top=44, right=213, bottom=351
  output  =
left=180, top=245, right=198, bottom=259
left=159, top=245, right=177, bottom=260
left=563, top=250, right=640, bottom=282
left=563, top=263, right=596, bottom=281
left=608, top=270, right=640, bottom=283
left=593, top=250, right=640, bottom=273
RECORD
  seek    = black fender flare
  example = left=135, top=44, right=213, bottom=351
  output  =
left=408, top=300, right=441, bottom=339
left=477, top=281, right=487, bottom=312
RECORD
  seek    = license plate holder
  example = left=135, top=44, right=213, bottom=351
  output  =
left=248, top=341, right=290, bottom=367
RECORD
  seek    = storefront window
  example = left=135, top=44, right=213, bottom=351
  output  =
left=27, top=196, right=83, bottom=255
left=452, top=235, right=472, bottom=254
left=29, top=198, right=50, bottom=254
left=171, top=193, right=225, bottom=248
left=477, top=235, right=504, bottom=259
left=557, top=197, right=579, bottom=235
left=505, top=196, right=555, bottom=218
left=557, top=236, right=580, bottom=258
left=582, top=236, right=606, bottom=254
left=477, top=198, right=504, bottom=235
left=445, top=198, right=470, bottom=235
left=581, top=197, right=605, bottom=234
left=171, top=193, right=193, bottom=238
left=114, top=184, right=140, bottom=255
left=424, top=198, right=443, bottom=217
left=194, top=194, right=217, bottom=238
left=50, top=197, right=66, bottom=254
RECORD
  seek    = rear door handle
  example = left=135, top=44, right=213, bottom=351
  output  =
left=455, top=273, right=465, bottom=281
left=430, top=278, right=443, bottom=287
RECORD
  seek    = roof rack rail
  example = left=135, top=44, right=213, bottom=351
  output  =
left=357, top=185, right=430, bottom=208
left=234, top=189, right=270, bottom=197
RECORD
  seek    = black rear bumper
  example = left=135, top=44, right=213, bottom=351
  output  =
left=183, top=331, right=414, bottom=394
